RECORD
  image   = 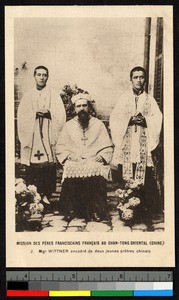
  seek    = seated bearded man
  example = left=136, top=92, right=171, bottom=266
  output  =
left=56, top=93, right=113, bottom=222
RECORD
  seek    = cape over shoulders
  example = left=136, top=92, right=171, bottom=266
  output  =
left=22, top=86, right=60, bottom=97
left=113, top=90, right=155, bottom=108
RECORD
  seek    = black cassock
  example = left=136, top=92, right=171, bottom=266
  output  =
left=59, top=176, right=110, bottom=222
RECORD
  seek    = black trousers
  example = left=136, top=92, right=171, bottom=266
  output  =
left=59, top=176, right=109, bottom=221
left=26, top=162, right=56, bottom=198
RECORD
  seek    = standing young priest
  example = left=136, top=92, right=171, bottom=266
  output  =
left=56, top=93, right=113, bottom=222
left=109, top=66, right=163, bottom=224
left=17, top=66, right=66, bottom=203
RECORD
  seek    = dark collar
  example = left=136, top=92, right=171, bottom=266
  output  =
left=132, top=88, right=144, bottom=96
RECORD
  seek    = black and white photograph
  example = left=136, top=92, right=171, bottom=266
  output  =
left=6, top=6, right=174, bottom=267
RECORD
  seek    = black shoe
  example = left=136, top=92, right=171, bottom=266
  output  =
left=93, top=213, right=102, bottom=222
left=64, top=211, right=75, bottom=222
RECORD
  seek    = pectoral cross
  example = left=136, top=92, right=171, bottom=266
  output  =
left=81, top=130, right=88, bottom=146
left=34, top=150, right=44, bottom=160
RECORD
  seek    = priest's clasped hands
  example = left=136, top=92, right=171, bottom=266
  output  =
left=129, top=112, right=147, bottom=128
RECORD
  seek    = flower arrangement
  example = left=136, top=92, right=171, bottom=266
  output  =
left=15, top=178, right=44, bottom=231
left=115, top=179, right=142, bottom=223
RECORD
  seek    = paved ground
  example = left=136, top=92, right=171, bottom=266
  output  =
left=39, top=185, right=164, bottom=233
left=16, top=165, right=164, bottom=232
left=40, top=211, right=164, bottom=233
left=39, top=176, right=164, bottom=232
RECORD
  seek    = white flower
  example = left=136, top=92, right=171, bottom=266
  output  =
left=124, top=202, right=130, bottom=209
left=29, top=202, right=44, bottom=214
left=127, top=189, right=133, bottom=195
left=125, top=179, right=138, bottom=189
left=129, top=197, right=140, bottom=207
left=121, top=209, right=133, bottom=220
left=115, top=188, right=124, bottom=198
left=15, top=178, right=25, bottom=185
left=29, top=203, right=37, bottom=214
left=123, top=191, right=129, bottom=198
left=36, top=203, right=44, bottom=213
left=15, top=182, right=27, bottom=195
left=28, top=185, right=37, bottom=194
left=34, top=193, right=41, bottom=203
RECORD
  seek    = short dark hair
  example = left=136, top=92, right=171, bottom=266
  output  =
left=130, top=66, right=146, bottom=79
left=34, top=66, right=49, bottom=77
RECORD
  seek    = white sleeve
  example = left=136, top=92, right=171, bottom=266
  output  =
left=17, top=92, right=36, bottom=147
left=145, top=96, right=163, bottom=152
left=109, top=95, right=130, bottom=148
left=50, top=89, right=66, bottom=144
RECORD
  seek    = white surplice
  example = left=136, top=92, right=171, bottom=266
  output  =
left=17, top=85, right=66, bottom=165
left=55, top=116, right=113, bottom=181
left=109, top=89, right=162, bottom=167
